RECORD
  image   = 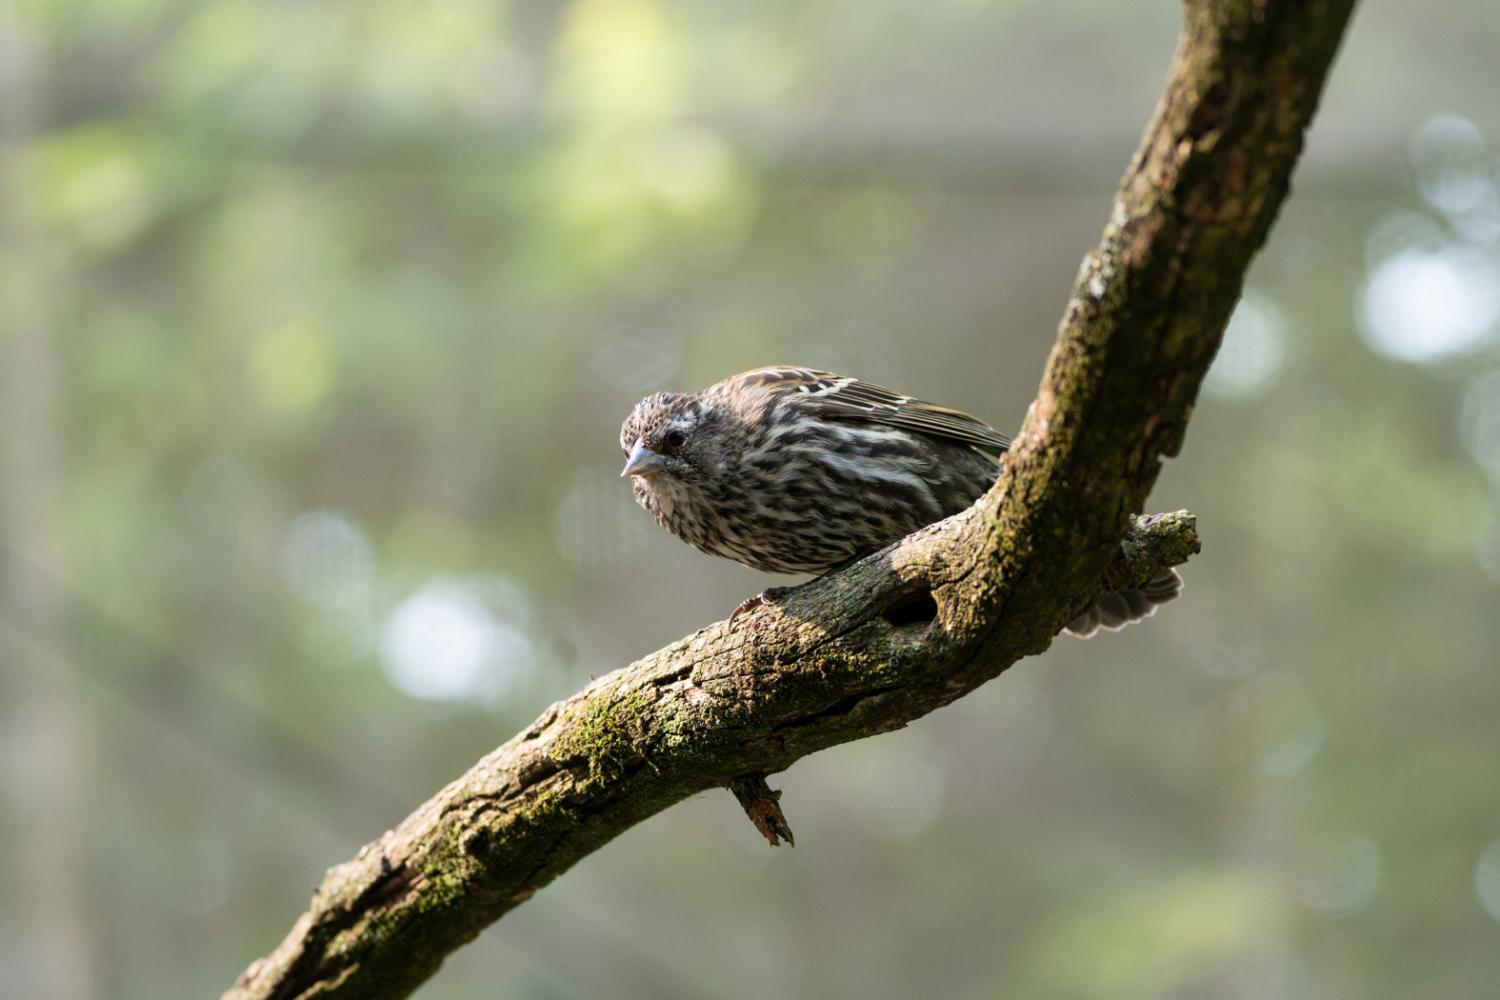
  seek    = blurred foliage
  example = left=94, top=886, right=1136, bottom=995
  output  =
left=2, top=1, right=1499, bottom=998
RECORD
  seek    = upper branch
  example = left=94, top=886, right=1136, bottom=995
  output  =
left=227, top=2, right=1358, bottom=997
left=968, top=0, right=1360, bottom=658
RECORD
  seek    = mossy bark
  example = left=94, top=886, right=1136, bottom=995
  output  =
left=227, top=2, right=1359, bottom=996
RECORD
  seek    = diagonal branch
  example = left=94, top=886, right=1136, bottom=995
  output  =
left=227, top=2, right=1358, bottom=997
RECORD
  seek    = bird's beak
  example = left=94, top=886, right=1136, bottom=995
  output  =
left=621, top=439, right=666, bottom=478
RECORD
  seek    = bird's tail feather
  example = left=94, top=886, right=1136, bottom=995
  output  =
left=1065, top=568, right=1182, bottom=638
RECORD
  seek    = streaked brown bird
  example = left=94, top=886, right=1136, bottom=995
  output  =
left=620, top=366, right=1180, bottom=636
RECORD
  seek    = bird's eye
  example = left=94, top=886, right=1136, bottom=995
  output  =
left=663, top=429, right=687, bottom=451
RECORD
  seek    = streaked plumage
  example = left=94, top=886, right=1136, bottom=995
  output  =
left=620, top=366, right=1180, bottom=636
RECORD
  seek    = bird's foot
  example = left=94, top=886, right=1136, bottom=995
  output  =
left=729, top=586, right=791, bottom=631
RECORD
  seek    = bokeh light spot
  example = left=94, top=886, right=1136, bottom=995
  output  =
left=1204, top=292, right=1287, bottom=399
left=1357, top=248, right=1500, bottom=363
left=1363, top=209, right=1449, bottom=269
left=281, top=511, right=375, bottom=611
left=1296, top=833, right=1383, bottom=916
left=639, top=128, right=738, bottom=210
left=251, top=319, right=334, bottom=416
left=1410, top=114, right=1492, bottom=219
left=380, top=576, right=535, bottom=705
left=62, top=152, right=150, bottom=250
left=557, top=0, right=684, bottom=124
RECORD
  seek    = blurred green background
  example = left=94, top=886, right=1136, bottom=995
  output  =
left=3, top=1, right=1499, bottom=997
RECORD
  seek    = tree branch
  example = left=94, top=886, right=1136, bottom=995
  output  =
left=227, top=2, right=1358, bottom=996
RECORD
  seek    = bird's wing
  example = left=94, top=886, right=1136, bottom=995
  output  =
left=738, top=366, right=1011, bottom=455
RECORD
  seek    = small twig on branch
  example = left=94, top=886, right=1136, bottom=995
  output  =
left=728, top=773, right=795, bottom=847
left=227, top=3, right=1359, bottom=997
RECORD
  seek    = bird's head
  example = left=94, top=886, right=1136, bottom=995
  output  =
left=619, top=391, right=727, bottom=511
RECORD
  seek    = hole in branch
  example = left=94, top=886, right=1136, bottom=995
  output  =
left=881, top=589, right=938, bottom=628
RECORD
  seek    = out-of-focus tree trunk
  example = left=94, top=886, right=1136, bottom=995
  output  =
left=0, top=13, right=96, bottom=999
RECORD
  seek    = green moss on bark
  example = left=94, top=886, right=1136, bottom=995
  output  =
left=553, top=686, right=655, bottom=783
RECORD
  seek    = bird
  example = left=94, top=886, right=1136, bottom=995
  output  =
left=619, top=365, right=1180, bottom=636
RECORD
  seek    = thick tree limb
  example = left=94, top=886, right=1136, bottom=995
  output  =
left=227, top=2, right=1358, bottom=997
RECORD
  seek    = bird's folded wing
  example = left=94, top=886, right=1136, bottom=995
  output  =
left=750, top=366, right=1011, bottom=455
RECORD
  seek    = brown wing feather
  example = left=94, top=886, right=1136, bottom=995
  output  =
left=737, top=366, right=1011, bottom=455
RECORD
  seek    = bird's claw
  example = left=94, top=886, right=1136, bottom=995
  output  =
left=728, top=587, right=790, bottom=631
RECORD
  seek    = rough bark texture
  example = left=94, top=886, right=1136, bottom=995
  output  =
left=227, top=2, right=1358, bottom=997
